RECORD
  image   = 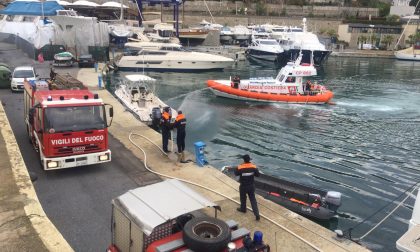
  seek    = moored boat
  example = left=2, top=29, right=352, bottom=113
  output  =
left=207, top=53, right=334, bottom=104
left=115, top=74, right=177, bottom=128
left=221, top=167, right=342, bottom=221
left=394, top=43, right=420, bottom=61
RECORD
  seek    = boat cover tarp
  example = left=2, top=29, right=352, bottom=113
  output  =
left=112, top=179, right=217, bottom=236
left=0, top=1, right=64, bottom=16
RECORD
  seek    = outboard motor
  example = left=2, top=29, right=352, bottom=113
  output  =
left=150, top=107, right=162, bottom=130
left=324, top=191, right=342, bottom=212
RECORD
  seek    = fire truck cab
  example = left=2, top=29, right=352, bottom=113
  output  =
left=24, top=78, right=113, bottom=170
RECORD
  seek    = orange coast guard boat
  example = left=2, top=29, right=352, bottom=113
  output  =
left=207, top=54, right=333, bottom=104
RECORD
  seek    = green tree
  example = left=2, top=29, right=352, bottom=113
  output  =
left=327, top=29, right=338, bottom=39
left=405, top=32, right=420, bottom=46
left=359, top=35, right=368, bottom=45
left=386, top=15, right=399, bottom=23
left=381, top=35, right=394, bottom=50
left=370, top=33, right=378, bottom=44
left=256, top=1, right=267, bottom=16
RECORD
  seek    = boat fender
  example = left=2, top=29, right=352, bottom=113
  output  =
left=290, top=198, right=309, bottom=206
left=269, top=192, right=281, bottom=197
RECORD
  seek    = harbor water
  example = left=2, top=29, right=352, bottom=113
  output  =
left=111, top=57, right=420, bottom=251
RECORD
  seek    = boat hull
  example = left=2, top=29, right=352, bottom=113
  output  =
left=224, top=171, right=339, bottom=221
left=207, top=80, right=333, bottom=104
left=394, top=51, right=420, bottom=61
left=117, top=56, right=233, bottom=72
left=286, top=49, right=331, bottom=66
left=245, top=49, right=286, bottom=63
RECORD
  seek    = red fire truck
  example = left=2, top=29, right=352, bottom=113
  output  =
left=23, top=75, right=113, bottom=170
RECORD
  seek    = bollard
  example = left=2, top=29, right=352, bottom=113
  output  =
left=194, top=141, right=208, bottom=167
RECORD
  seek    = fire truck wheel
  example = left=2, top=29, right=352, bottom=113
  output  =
left=183, top=217, right=231, bottom=252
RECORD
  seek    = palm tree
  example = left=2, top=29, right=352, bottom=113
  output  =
left=382, top=35, right=394, bottom=50
left=358, top=35, right=367, bottom=48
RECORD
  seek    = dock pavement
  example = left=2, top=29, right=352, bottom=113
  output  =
left=0, top=53, right=371, bottom=252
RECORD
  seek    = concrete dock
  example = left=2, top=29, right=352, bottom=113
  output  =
left=0, top=53, right=371, bottom=251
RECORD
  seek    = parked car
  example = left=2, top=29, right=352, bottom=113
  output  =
left=11, top=66, right=37, bottom=92
left=78, top=54, right=95, bottom=68
left=0, top=63, right=12, bottom=89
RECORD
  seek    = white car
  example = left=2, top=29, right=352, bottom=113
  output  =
left=11, top=66, right=38, bottom=92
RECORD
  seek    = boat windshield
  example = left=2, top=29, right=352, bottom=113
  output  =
left=44, top=105, right=106, bottom=133
left=260, top=40, right=279, bottom=45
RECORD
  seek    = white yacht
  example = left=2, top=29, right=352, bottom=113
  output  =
left=220, top=26, right=234, bottom=43
left=265, top=25, right=290, bottom=40
left=277, top=18, right=331, bottom=66
left=146, top=23, right=179, bottom=44
left=245, top=37, right=285, bottom=63
left=115, top=74, right=177, bottom=127
left=231, top=25, right=251, bottom=41
left=250, top=26, right=271, bottom=39
left=116, top=42, right=234, bottom=72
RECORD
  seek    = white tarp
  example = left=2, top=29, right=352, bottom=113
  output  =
left=113, top=179, right=218, bottom=236
left=0, top=14, right=109, bottom=54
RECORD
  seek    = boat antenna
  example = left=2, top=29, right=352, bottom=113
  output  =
left=394, top=0, right=420, bottom=50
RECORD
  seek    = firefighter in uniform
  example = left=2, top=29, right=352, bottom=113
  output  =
left=232, top=154, right=261, bottom=221
left=160, top=107, right=171, bottom=153
left=173, top=110, right=187, bottom=163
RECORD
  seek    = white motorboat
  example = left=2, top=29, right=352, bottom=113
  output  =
left=250, top=26, right=271, bottom=39
left=146, top=23, right=179, bottom=44
left=116, top=41, right=234, bottom=72
left=114, top=74, right=177, bottom=127
left=245, top=36, right=285, bottom=63
left=220, top=26, right=234, bottom=43
left=396, top=187, right=420, bottom=251
left=231, top=25, right=251, bottom=41
left=394, top=44, right=420, bottom=61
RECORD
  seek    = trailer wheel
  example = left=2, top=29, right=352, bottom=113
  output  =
left=183, top=217, right=231, bottom=252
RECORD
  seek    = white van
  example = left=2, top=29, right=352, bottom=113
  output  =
left=11, top=66, right=38, bottom=92
left=361, top=43, right=378, bottom=50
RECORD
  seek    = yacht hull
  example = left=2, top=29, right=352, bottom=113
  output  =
left=286, top=49, right=331, bottom=66
left=245, top=49, right=283, bottom=62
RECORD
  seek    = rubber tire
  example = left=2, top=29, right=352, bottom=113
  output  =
left=182, top=217, right=231, bottom=252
